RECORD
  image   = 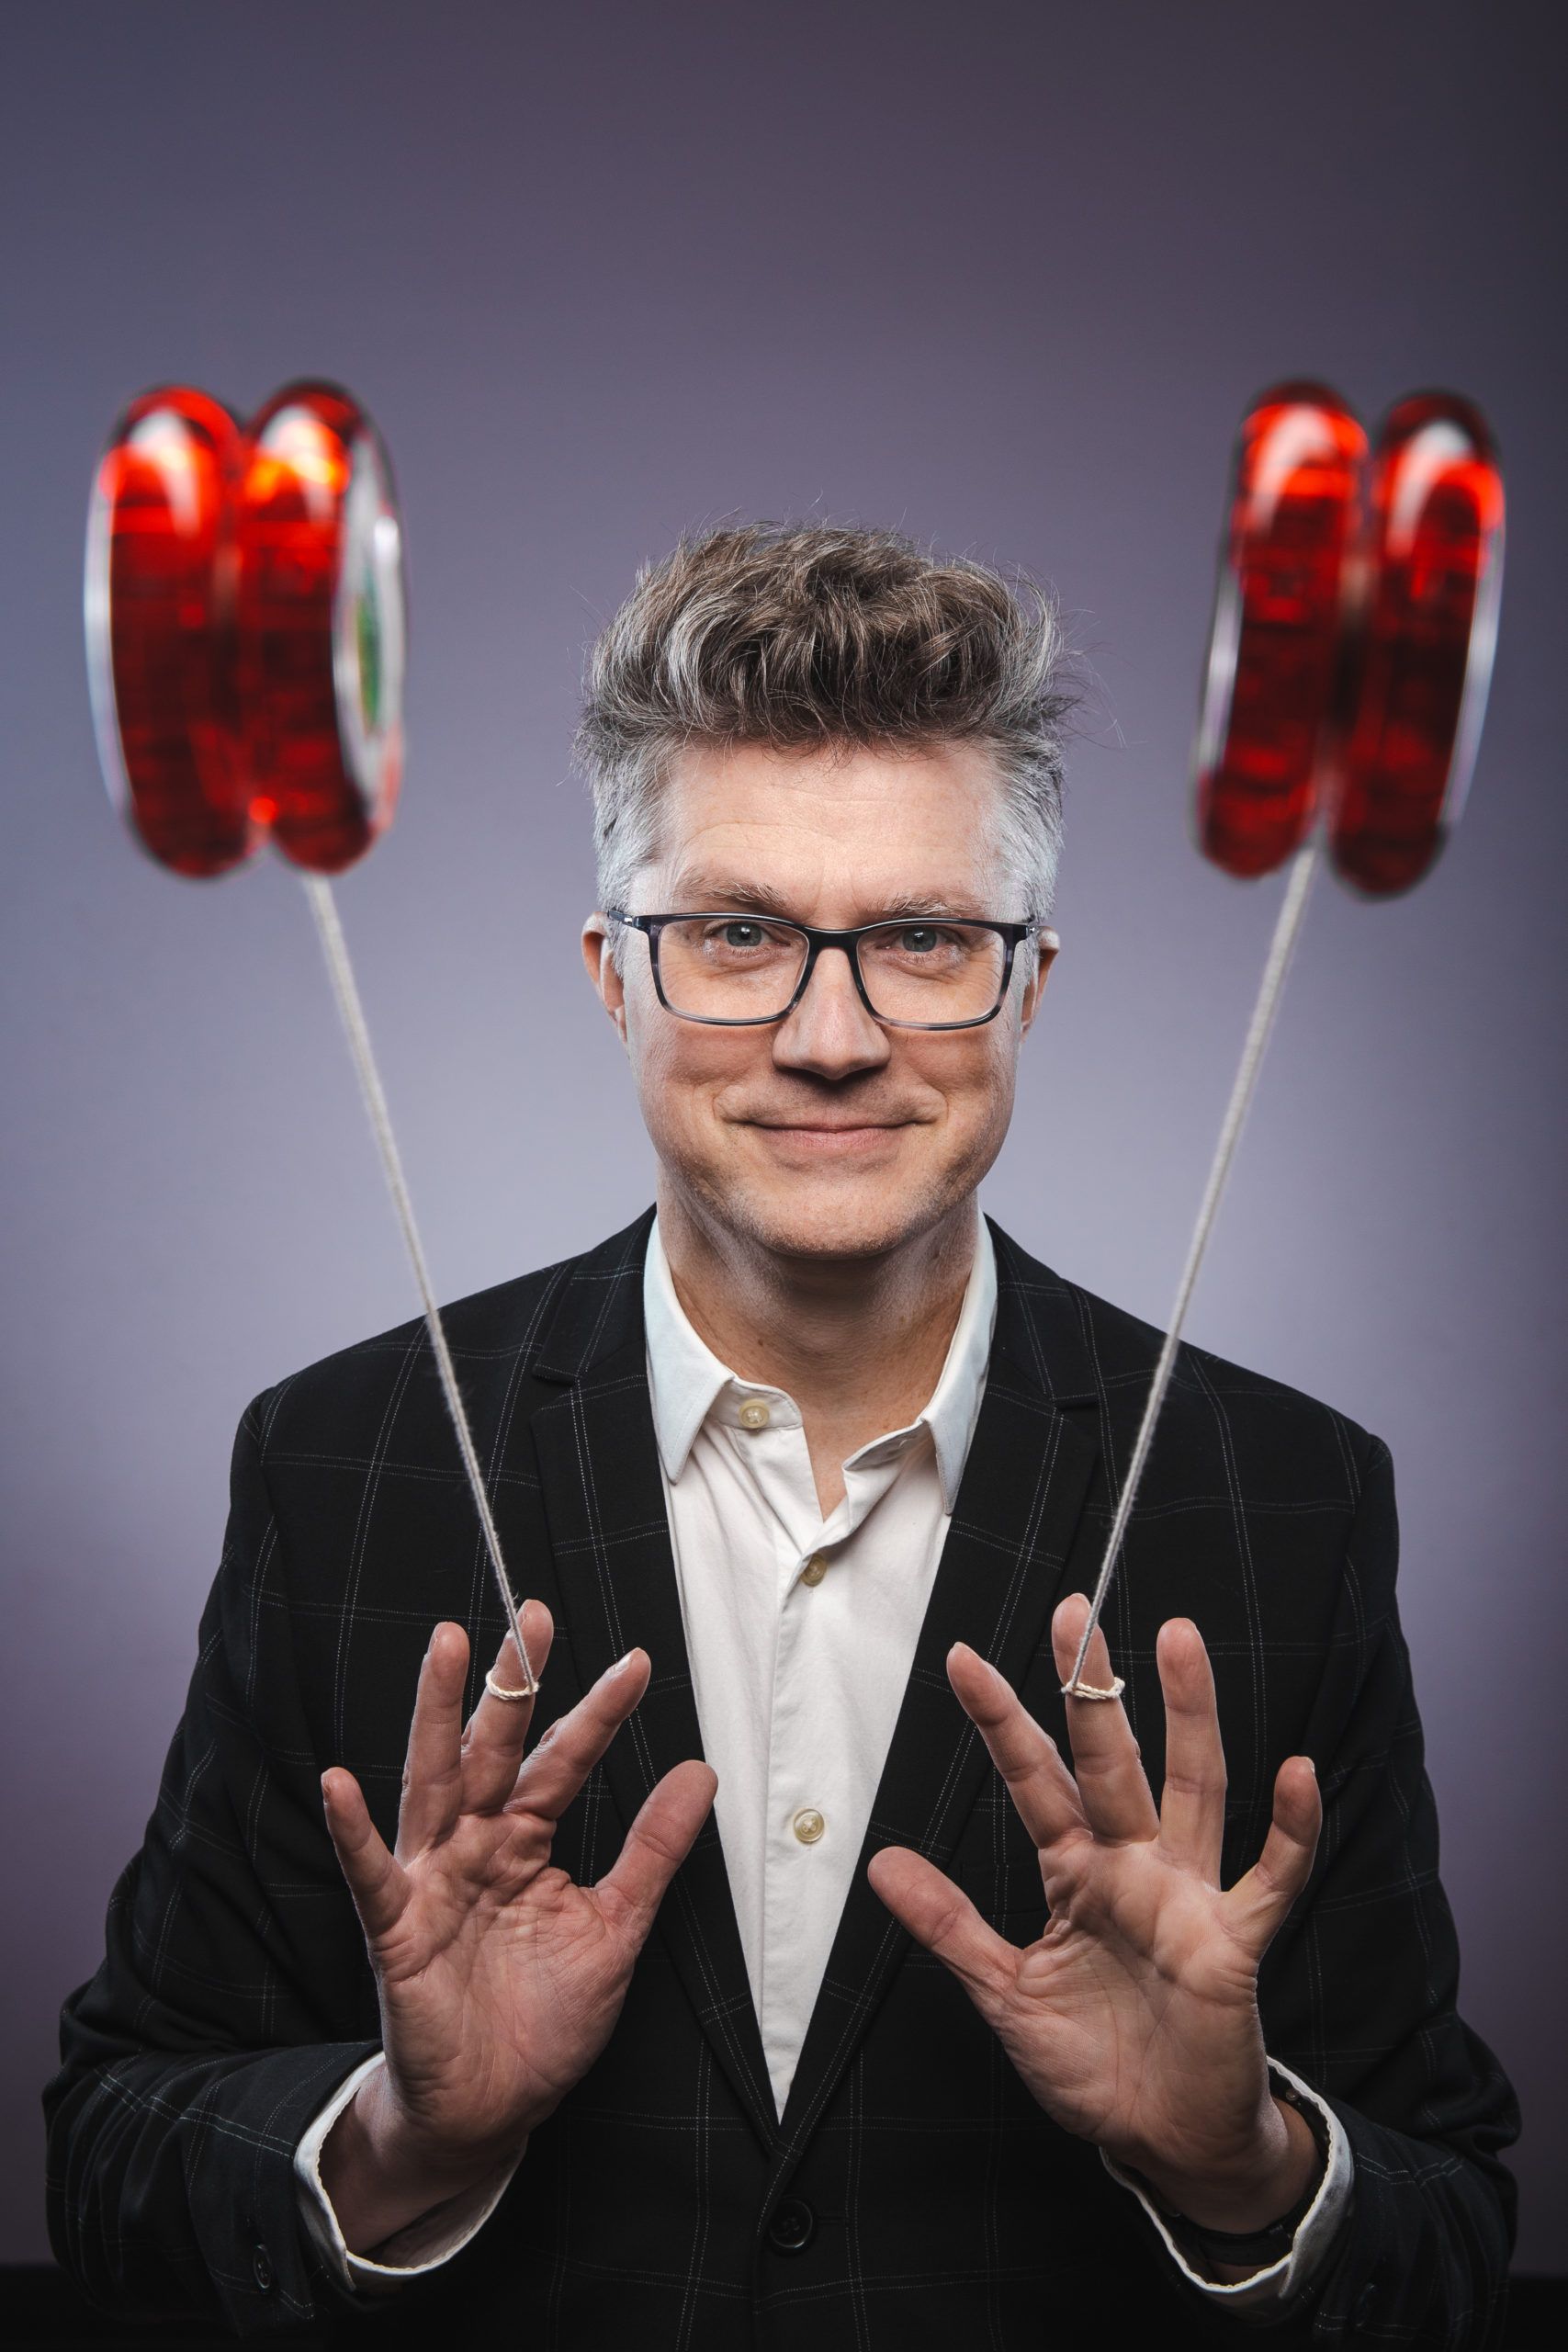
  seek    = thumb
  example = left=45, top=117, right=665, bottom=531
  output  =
left=592, top=1759, right=717, bottom=1945
left=867, top=1846, right=1013, bottom=2014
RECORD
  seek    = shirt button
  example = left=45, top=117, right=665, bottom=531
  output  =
left=793, top=1807, right=826, bottom=1844
left=739, top=1398, right=771, bottom=1430
left=800, top=1554, right=829, bottom=1587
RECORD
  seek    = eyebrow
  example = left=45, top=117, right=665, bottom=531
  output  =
left=661, top=874, right=991, bottom=922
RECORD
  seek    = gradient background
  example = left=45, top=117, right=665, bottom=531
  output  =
left=2, top=0, right=1562, bottom=2276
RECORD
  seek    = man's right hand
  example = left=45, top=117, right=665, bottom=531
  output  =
left=318, top=1600, right=716, bottom=2254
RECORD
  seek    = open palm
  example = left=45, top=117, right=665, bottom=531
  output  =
left=867, top=1594, right=1321, bottom=2202
left=321, top=1601, right=716, bottom=2172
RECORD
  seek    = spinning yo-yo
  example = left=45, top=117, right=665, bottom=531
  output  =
left=1063, top=379, right=1505, bottom=1698
left=85, top=379, right=534, bottom=1694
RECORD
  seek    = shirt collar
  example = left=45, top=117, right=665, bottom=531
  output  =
left=642, top=1206, right=997, bottom=1515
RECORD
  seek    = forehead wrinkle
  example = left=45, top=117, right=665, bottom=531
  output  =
left=648, top=743, right=1014, bottom=920
left=663, top=870, right=991, bottom=922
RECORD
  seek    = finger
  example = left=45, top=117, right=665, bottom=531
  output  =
left=459, top=1600, right=557, bottom=1814
left=504, top=1646, right=653, bottom=1830
left=592, top=1758, right=718, bottom=1945
left=1051, top=1595, right=1160, bottom=1844
left=395, top=1621, right=471, bottom=1858
left=321, top=1765, right=410, bottom=1943
left=946, top=1643, right=1087, bottom=1851
left=1225, top=1757, right=1322, bottom=1955
left=865, top=1845, right=1015, bottom=2015
left=1155, top=1617, right=1227, bottom=1879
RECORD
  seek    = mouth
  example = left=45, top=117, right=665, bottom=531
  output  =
left=748, top=1120, right=908, bottom=1155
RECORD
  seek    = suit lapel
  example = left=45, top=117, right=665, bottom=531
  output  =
left=527, top=1208, right=781, bottom=2147
left=770, top=1217, right=1103, bottom=2164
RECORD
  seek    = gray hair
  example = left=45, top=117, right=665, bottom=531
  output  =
left=573, top=522, right=1075, bottom=956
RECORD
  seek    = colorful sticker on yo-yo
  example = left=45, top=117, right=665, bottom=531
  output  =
left=333, top=433, right=405, bottom=817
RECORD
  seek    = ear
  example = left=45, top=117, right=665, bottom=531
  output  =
left=1017, top=928, right=1059, bottom=1040
left=581, top=914, right=629, bottom=1046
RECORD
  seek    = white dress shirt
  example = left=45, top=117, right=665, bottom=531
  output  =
left=295, top=1205, right=1349, bottom=2303
left=644, top=1202, right=998, bottom=2115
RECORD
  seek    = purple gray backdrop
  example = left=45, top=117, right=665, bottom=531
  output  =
left=2, top=0, right=1562, bottom=2273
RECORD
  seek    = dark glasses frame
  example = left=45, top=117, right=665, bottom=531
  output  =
left=605, top=908, right=1052, bottom=1031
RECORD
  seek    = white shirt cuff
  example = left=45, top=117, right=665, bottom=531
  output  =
left=293, top=2052, right=525, bottom=2294
left=1101, top=2058, right=1353, bottom=2312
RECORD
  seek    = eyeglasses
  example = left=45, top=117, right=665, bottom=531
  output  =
left=606, top=909, right=1049, bottom=1030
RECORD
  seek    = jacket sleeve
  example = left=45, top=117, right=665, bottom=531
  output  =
left=1240, top=1431, right=1520, bottom=2349
left=43, top=1390, right=383, bottom=2337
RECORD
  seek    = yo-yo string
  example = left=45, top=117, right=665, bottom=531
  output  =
left=301, top=872, right=536, bottom=1696
left=1062, top=837, right=1322, bottom=1698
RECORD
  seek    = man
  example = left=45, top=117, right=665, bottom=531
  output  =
left=47, top=525, right=1517, bottom=2346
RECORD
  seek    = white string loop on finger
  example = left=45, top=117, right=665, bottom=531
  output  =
left=302, top=874, right=537, bottom=1697
left=484, top=1668, right=535, bottom=1703
left=1061, top=840, right=1321, bottom=1701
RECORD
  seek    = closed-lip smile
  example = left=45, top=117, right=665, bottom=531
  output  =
left=748, top=1119, right=909, bottom=1150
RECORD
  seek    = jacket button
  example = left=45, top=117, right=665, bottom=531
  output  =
left=252, top=2243, right=276, bottom=2293
left=767, top=2196, right=816, bottom=2254
left=1351, top=2283, right=1377, bottom=2329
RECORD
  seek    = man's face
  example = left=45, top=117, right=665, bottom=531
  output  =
left=581, top=740, right=1056, bottom=1265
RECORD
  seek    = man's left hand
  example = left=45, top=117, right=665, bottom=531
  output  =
left=866, top=1594, right=1323, bottom=2233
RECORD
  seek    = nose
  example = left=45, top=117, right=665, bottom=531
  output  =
left=772, top=944, right=891, bottom=1080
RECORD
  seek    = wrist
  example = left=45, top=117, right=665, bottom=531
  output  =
left=354, top=2064, right=531, bottom=2198
left=1135, top=2092, right=1321, bottom=2235
left=320, top=2068, right=530, bottom=2257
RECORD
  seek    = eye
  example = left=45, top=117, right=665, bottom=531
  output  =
left=899, top=925, right=943, bottom=954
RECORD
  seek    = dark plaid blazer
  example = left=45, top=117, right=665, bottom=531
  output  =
left=46, top=1206, right=1518, bottom=2347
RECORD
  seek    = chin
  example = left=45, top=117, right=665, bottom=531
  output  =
left=705, top=1170, right=955, bottom=1266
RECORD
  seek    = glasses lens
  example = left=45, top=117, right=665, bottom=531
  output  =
left=657, top=917, right=809, bottom=1020
left=857, top=922, right=1008, bottom=1023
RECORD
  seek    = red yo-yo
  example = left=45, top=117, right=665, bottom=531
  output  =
left=85, top=386, right=257, bottom=877
left=1193, top=382, right=1367, bottom=879
left=82, top=375, right=533, bottom=1690
left=1330, top=394, right=1505, bottom=897
left=1065, top=379, right=1506, bottom=1702
left=234, top=381, right=406, bottom=874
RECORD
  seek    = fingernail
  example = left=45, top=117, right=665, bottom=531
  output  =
left=609, top=1647, right=637, bottom=1676
left=1304, top=1757, right=1317, bottom=1777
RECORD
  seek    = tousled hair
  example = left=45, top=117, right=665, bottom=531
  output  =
left=573, top=522, right=1075, bottom=956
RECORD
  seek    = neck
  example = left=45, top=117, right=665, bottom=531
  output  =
left=654, top=1180, right=980, bottom=1509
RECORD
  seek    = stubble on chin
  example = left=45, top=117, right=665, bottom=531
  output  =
left=682, top=1151, right=972, bottom=1270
